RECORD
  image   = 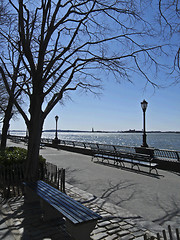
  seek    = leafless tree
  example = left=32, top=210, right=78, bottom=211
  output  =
left=0, top=56, right=22, bottom=148
left=1, top=0, right=168, bottom=180
left=158, top=0, right=180, bottom=77
left=0, top=1, right=23, bottom=148
left=0, top=82, right=9, bottom=122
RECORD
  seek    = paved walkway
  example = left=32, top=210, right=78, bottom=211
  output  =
left=1, top=182, right=163, bottom=240
left=1, top=139, right=179, bottom=239
left=38, top=144, right=180, bottom=230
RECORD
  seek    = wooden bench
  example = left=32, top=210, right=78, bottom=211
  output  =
left=91, top=144, right=158, bottom=174
left=24, top=180, right=101, bottom=240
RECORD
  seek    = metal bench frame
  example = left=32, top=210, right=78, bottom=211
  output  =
left=91, top=145, right=158, bottom=174
left=24, top=180, right=101, bottom=240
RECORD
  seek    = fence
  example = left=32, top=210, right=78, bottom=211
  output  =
left=44, top=162, right=65, bottom=193
left=0, top=163, right=24, bottom=198
left=0, top=162, right=65, bottom=198
left=53, top=139, right=180, bottom=163
left=8, top=135, right=180, bottom=163
left=144, top=225, right=180, bottom=240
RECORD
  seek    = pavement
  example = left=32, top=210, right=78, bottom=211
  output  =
left=0, top=182, right=163, bottom=240
left=0, top=139, right=179, bottom=239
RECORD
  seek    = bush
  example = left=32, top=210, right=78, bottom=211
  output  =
left=0, top=147, right=46, bottom=166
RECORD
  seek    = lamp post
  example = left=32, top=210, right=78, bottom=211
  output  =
left=55, top=115, right=59, bottom=140
left=141, top=99, right=148, bottom=148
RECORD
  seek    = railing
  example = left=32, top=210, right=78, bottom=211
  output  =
left=154, top=149, right=180, bottom=162
left=56, top=139, right=180, bottom=162
left=8, top=135, right=180, bottom=162
left=8, top=135, right=27, bottom=143
left=144, top=225, right=180, bottom=240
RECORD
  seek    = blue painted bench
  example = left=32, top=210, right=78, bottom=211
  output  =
left=24, top=180, right=101, bottom=240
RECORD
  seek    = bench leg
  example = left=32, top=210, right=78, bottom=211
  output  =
left=114, top=159, right=124, bottom=167
left=131, top=162, right=140, bottom=171
left=149, top=166, right=158, bottom=175
left=40, top=199, right=64, bottom=221
left=66, top=220, right=97, bottom=240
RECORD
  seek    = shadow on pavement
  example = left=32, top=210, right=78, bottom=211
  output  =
left=1, top=196, right=72, bottom=240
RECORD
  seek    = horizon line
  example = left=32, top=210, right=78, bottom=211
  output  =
left=9, top=129, right=180, bottom=133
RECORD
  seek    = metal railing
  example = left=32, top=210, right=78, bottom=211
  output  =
left=154, top=148, right=180, bottom=161
left=54, top=139, right=180, bottom=162
left=8, top=135, right=180, bottom=162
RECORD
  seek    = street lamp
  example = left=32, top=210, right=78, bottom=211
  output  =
left=55, top=115, right=59, bottom=140
left=141, top=99, right=148, bottom=148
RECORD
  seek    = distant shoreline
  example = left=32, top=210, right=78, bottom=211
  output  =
left=10, top=129, right=180, bottom=134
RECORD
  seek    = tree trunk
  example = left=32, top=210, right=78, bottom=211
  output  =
left=24, top=93, right=44, bottom=181
left=1, top=98, right=14, bottom=148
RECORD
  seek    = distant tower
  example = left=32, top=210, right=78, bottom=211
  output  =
left=92, top=128, right=94, bottom=132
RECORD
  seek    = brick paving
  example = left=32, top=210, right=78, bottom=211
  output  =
left=0, top=182, right=164, bottom=240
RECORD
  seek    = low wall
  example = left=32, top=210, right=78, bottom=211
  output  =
left=155, top=159, right=180, bottom=172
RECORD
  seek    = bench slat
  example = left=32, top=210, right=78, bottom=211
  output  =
left=38, top=185, right=88, bottom=224
left=39, top=180, right=98, bottom=217
left=25, top=182, right=93, bottom=224
left=26, top=182, right=91, bottom=223
left=24, top=181, right=101, bottom=224
left=39, top=181, right=99, bottom=222
left=25, top=182, right=81, bottom=223
left=115, top=158, right=157, bottom=167
left=95, top=154, right=157, bottom=167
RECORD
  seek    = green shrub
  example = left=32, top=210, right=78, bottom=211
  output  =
left=0, top=147, right=46, bottom=166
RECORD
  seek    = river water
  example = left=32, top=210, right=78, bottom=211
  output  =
left=41, top=132, right=180, bottom=151
left=10, top=131, right=180, bottom=151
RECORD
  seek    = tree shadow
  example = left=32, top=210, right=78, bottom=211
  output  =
left=153, top=194, right=180, bottom=229
left=95, top=180, right=140, bottom=214
left=100, top=180, right=137, bottom=202
left=0, top=200, right=18, bottom=239
left=0, top=196, right=73, bottom=239
left=0, top=196, right=26, bottom=239
left=171, top=171, right=180, bottom=177
left=65, top=167, right=83, bottom=186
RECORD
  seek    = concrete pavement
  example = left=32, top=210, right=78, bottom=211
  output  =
left=38, top=145, right=180, bottom=230
left=1, top=139, right=179, bottom=239
left=1, top=182, right=163, bottom=240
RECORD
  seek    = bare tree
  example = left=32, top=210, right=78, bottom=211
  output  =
left=0, top=1, right=23, bottom=148
left=1, top=0, right=168, bottom=180
left=158, top=0, right=180, bottom=76
left=0, top=82, right=9, bottom=121
left=0, top=54, right=22, bottom=148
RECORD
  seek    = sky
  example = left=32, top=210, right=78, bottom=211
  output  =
left=9, top=76, right=180, bottom=132
left=3, top=1, right=180, bottom=133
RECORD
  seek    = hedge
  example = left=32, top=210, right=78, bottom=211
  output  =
left=0, top=147, right=46, bottom=166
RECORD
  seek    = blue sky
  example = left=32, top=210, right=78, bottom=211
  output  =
left=9, top=75, right=180, bottom=132
left=5, top=1, right=180, bottom=133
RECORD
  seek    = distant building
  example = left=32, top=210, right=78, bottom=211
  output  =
left=128, top=129, right=136, bottom=133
